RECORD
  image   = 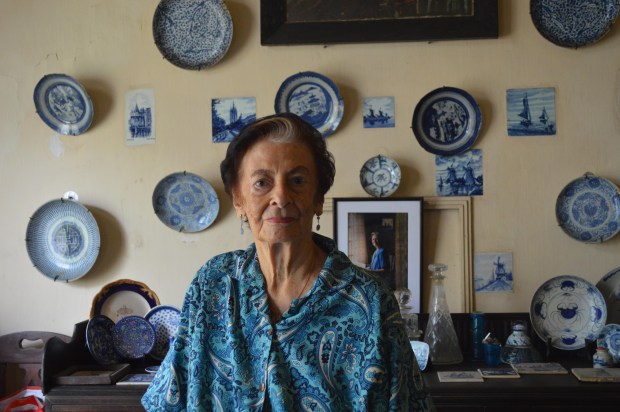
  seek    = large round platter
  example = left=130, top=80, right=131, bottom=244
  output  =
left=555, top=173, right=620, bottom=243
left=274, top=71, right=344, bottom=138
left=33, top=74, right=93, bottom=135
left=152, top=171, right=219, bottom=232
left=411, top=86, right=482, bottom=155
left=145, top=305, right=181, bottom=360
left=597, top=323, right=620, bottom=364
left=90, top=279, right=160, bottom=322
left=111, top=315, right=156, bottom=359
left=530, top=0, right=620, bottom=48
left=86, top=315, right=123, bottom=365
left=530, top=275, right=607, bottom=350
left=596, top=267, right=620, bottom=324
left=359, top=154, right=401, bottom=198
left=152, top=0, right=233, bottom=70
left=25, top=198, right=100, bottom=282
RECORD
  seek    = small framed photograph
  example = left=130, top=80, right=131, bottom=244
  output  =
left=333, top=198, right=423, bottom=312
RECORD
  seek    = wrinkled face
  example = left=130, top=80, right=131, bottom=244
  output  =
left=232, top=137, right=323, bottom=246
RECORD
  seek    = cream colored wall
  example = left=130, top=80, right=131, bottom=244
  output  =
left=1, top=0, right=619, bottom=336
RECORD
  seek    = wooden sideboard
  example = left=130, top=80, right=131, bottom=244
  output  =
left=43, top=314, right=620, bottom=411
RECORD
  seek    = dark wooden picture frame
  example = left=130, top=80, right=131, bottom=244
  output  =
left=333, top=197, right=423, bottom=312
left=261, top=0, right=498, bottom=45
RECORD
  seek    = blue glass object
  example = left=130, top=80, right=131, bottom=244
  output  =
left=471, top=312, right=485, bottom=361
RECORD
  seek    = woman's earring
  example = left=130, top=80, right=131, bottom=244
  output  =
left=316, top=214, right=321, bottom=231
left=240, top=215, right=247, bottom=235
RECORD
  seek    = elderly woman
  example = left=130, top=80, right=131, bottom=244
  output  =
left=142, top=113, right=433, bottom=411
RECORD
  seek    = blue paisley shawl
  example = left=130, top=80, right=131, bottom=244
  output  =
left=142, top=234, right=433, bottom=411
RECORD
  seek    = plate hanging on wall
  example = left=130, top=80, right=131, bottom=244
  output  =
left=411, top=86, right=482, bottom=156
left=25, top=193, right=100, bottom=282
left=530, top=0, right=620, bottom=48
left=555, top=173, right=620, bottom=243
left=33, top=74, right=93, bottom=135
left=152, top=0, right=233, bottom=70
left=274, top=71, right=344, bottom=138
left=152, top=171, right=219, bottom=232
left=596, top=267, right=620, bottom=325
left=359, top=154, right=401, bottom=198
left=530, top=275, right=607, bottom=350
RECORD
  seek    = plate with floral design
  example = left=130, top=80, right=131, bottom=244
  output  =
left=359, top=154, right=401, bottom=198
left=555, top=173, right=620, bottom=243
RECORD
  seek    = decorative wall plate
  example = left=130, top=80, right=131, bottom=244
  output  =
left=359, top=154, right=401, bottom=198
left=90, top=279, right=160, bottom=322
left=411, top=86, right=482, bottom=155
left=597, top=323, right=620, bottom=364
left=275, top=71, right=344, bottom=137
left=555, top=173, right=620, bottom=243
left=530, top=0, right=620, bottom=48
left=25, top=198, right=100, bottom=282
left=145, top=305, right=181, bottom=360
left=152, top=0, right=233, bottom=70
left=152, top=171, right=219, bottom=232
left=33, top=74, right=93, bottom=135
left=530, top=275, right=607, bottom=350
left=596, top=266, right=620, bottom=324
left=112, top=315, right=156, bottom=359
left=86, top=315, right=123, bottom=365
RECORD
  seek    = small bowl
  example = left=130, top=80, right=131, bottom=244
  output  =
left=359, top=154, right=401, bottom=197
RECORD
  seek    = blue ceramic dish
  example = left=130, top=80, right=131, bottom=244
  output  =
left=530, top=0, right=620, bottom=48
left=152, top=171, right=219, bottom=232
left=411, top=86, right=482, bottom=155
left=86, top=315, right=123, bottom=365
left=25, top=198, right=100, bottom=282
left=33, top=74, right=93, bottom=135
left=153, top=0, right=233, bottom=70
left=145, top=305, right=181, bottom=360
left=530, top=275, right=607, bottom=350
left=359, top=154, right=401, bottom=198
left=112, top=315, right=156, bottom=360
left=555, top=173, right=620, bottom=243
left=275, top=71, right=344, bottom=138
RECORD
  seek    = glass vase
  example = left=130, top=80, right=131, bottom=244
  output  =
left=423, top=263, right=463, bottom=365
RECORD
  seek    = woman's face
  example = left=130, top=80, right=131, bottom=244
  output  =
left=232, top=137, right=323, bottom=246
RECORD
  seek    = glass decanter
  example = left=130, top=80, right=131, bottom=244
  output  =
left=423, top=263, right=463, bottom=365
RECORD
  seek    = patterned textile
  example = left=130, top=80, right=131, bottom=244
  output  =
left=142, top=234, right=434, bottom=411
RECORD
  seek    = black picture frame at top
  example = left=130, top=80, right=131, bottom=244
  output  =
left=260, top=0, right=498, bottom=45
left=333, top=197, right=423, bottom=313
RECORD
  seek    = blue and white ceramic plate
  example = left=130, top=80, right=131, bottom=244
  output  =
left=25, top=198, right=100, bottom=282
left=530, top=275, right=607, bottom=350
left=33, top=74, right=93, bottom=136
left=530, top=0, right=620, bottom=48
left=153, top=0, right=233, bottom=70
left=86, top=315, right=123, bottom=365
left=596, top=267, right=620, bottom=324
left=145, top=305, right=181, bottom=360
left=152, top=171, right=219, bottom=232
left=275, top=71, right=344, bottom=138
left=597, top=323, right=620, bottom=364
left=90, top=279, right=160, bottom=322
left=112, top=315, right=156, bottom=360
left=555, top=173, right=620, bottom=243
left=359, top=154, right=401, bottom=198
left=411, top=86, right=482, bottom=155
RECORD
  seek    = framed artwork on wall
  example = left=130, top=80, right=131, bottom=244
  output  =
left=261, top=0, right=498, bottom=45
left=333, top=197, right=423, bottom=312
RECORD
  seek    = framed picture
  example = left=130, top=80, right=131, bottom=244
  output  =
left=261, top=0, right=498, bottom=45
left=333, top=197, right=423, bottom=312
